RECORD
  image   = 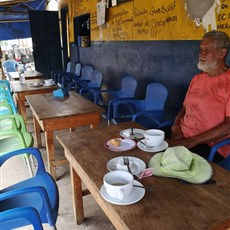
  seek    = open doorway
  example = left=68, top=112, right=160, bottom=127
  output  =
left=73, top=13, right=91, bottom=47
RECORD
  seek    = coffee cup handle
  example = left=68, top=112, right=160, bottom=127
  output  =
left=118, top=189, right=125, bottom=200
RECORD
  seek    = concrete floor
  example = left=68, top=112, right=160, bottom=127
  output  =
left=1, top=107, right=115, bottom=230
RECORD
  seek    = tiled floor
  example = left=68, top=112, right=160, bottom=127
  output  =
left=1, top=106, right=115, bottom=230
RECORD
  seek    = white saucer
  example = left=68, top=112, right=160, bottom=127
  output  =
left=137, top=140, right=168, bottom=153
left=104, top=138, right=136, bottom=152
left=43, top=83, right=55, bottom=87
left=100, top=180, right=145, bottom=205
left=120, top=128, right=145, bottom=139
left=107, top=156, right=146, bottom=175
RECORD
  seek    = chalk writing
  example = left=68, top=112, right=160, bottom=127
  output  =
left=133, top=1, right=178, bottom=39
left=108, top=8, right=132, bottom=40
left=149, top=2, right=176, bottom=16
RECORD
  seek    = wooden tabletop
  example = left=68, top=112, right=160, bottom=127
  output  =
left=57, top=121, right=230, bottom=230
left=9, top=70, right=44, bottom=80
left=26, top=91, right=105, bottom=180
left=26, top=91, right=105, bottom=120
left=10, top=79, right=57, bottom=93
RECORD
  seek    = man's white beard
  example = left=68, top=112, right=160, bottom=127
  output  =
left=197, top=60, right=217, bottom=72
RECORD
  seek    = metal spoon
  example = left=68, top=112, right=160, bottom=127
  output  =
left=133, top=185, right=155, bottom=191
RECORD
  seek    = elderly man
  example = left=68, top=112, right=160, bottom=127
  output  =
left=168, top=30, right=230, bottom=162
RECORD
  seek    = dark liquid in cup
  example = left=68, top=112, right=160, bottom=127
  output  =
left=111, top=183, right=126, bottom=186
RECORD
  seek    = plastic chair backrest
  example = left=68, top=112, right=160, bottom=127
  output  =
left=2, top=60, right=19, bottom=72
left=208, top=139, right=230, bottom=171
left=66, top=61, right=71, bottom=72
left=118, top=76, right=137, bottom=98
left=1, top=207, right=43, bottom=230
left=75, top=63, right=82, bottom=77
left=80, top=65, right=93, bottom=81
left=0, top=87, right=17, bottom=114
left=144, top=83, right=168, bottom=110
left=88, top=69, right=103, bottom=88
left=0, top=79, right=11, bottom=92
left=0, top=147, right=59, bottom=228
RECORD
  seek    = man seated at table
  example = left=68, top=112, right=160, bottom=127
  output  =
left=167, top=30, right=230, bottom=163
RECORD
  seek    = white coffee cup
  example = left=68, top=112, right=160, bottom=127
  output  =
left=103, top=171, right=134, bottom=200
left=44, top=79, right=53, bottom=86
left=144, top=129, right=165, bottom=147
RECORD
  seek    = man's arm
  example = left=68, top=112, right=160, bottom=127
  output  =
left=168, top=116, right=230, bottom=148
left=170, top=106, right=185, bottom=140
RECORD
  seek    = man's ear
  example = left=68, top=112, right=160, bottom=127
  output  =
left=218, top=48, right=228, bottom=59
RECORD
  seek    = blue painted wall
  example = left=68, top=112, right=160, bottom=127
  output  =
left=71, top=40, right=230, bottom=121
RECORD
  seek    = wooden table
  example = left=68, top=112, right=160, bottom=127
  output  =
left=10, top=79, right=58, bottom=122
left=26, top=92, right=105, bottom=180
left=56, top=122, right=230, bottom=230
left=9, top=70, right=44, bottom=81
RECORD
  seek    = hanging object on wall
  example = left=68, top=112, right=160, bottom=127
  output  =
left=111, top=0, right=132, bottom=7
left=97, top=0, right=106, bottom=26
left=185, top=0, right=221, bottom=32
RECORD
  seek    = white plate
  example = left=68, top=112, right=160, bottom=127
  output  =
left=137, top=140, right=168, bottom=153
left=104, top=138, right=136, bottom=152
left=107, top=156, right=146, bottom=175
left=120, top=128, right=145, bottom=139
left=43, top=83, right=55, bottom=87
left=100, top=180, right=145, bottom=205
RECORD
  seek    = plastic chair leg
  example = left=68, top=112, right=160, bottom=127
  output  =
left=24, top=155, right=34, bottom=177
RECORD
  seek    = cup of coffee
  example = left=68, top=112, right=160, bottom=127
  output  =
left=103, top=171, right=134, bottom=200
left=44, top=79, right=53, bottom=86
left=144, top=129, right=165, bottom=147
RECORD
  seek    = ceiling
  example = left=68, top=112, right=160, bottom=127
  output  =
left=0, top=0, right=47, bottom=40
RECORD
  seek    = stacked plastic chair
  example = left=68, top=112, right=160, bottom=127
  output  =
left=93, top=76, right=137, bottom=125
left=111, top=83, right=172, bottom=128
left=0, top=84, right=17, bottom=114
left=62, top=64, right=93, bottom=90
left=77, top=69, right=103, bottom=102
left=51, top=61, right=71, bottom=84
left=0, top=147, right=59, bottom=229
left=59, top=62, right=82, bottom=89
left=0, top=79, right=34, bottom=177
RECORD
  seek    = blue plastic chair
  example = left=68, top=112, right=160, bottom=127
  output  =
left=51, top=61, right=71, bottom=84
left=0, top=207, right=43, bottom=230
left=78, top=69, right=103, bottom=102
left=208, top=139, right=230, bottom=171
left=94, top=76, right=137, bottom=125
left=112, top=83, right=171, bottom=128
left=0, top=87, right=18, bottom=114
left=0, top=79, right=12, bottom=93
left=62, top=64, right=92, bottom=90
left=0, top=147, right=59, bottom=229
left=2, top=60, right=19, bottom=80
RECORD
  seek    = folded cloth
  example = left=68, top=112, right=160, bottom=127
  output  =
left=53, top=88, right=69, bottom=98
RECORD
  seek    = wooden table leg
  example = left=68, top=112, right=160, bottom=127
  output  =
left=45, top=130, right=56, bottom=180
left=70, top=165, right=84, bottom=224
left=33, top=115, right=42, bottom=148
left=18, top=99, right=27, bottom=121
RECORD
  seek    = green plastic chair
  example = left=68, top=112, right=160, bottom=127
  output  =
left=0, top=101, right=21, bottom=131
left=0, top=114, right=34, bottom=176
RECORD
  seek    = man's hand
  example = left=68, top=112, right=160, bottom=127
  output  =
left=171, top=124, right=184, bottom=140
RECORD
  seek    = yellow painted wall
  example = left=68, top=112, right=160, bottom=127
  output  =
left=67, top=0, right=230, bottom=42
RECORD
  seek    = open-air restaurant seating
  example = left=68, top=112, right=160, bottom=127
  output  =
left=0, top=69, right=229, bottom=230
